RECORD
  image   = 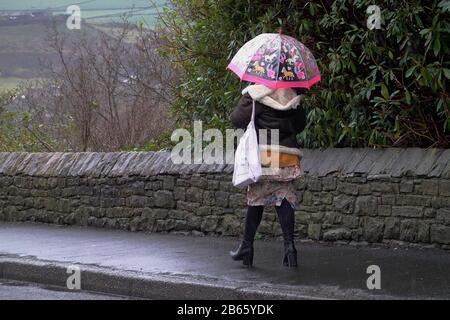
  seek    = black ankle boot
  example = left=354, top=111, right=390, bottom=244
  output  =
left=283, top=241, right=297, bottom=267
left=230, top=240, right=254, bottom=267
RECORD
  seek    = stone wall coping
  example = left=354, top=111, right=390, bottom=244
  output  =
left=0, top=148, right=449, bottom=178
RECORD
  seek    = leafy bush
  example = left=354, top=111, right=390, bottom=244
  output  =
left=159, top=0, right=450, bottom=147
left=0, top=90, right=54, bottom=151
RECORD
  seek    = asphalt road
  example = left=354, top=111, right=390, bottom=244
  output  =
left=0, top=222, right=449, bottom=299
left=0, top=279, right=128, bottom=300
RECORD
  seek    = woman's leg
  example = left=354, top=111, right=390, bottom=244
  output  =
left=243, top=205, right=264, bottom=242
left=230, top=205, right=264, bottom=267
left=275, top=198, right=295, bottom=242
left=275, top=198, right=297, bottom=267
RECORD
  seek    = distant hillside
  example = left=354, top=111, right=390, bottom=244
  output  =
left=0, top=0, right=165, bottom=24
left=0, top=15, right=125, bottom=89
left=0, top=0, right=166, bottom=89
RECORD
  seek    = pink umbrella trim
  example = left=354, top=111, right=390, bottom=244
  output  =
left=227, top=63, right=321, bottom=89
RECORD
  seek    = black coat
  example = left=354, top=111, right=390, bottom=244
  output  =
left=230, top=92, right=306, bottom=149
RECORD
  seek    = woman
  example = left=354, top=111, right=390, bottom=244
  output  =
left=229, top=83, right=306, bottom=268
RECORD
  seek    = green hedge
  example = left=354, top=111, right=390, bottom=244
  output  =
left=159, top=0, right=450, bottom=147
left=0, top=90, right=51, bottom=151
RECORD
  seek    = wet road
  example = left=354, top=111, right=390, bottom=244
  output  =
left=0, top=222, right=449, bottom=299
left=0, top=279, right=128, bottom=300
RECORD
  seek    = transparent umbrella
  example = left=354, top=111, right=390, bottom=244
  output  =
left=227, top=33, right=321, bottom=89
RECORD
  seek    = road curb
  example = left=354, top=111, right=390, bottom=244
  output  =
left=0, top=255, right=403, bottom=300
left=0, top=256, right=314, bottom=299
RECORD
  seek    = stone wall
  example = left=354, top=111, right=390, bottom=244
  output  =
left=0, top=149, right=449, bottom=249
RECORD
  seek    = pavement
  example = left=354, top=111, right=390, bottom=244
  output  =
left=0, top=279, right=128, bottom=300
left=0, top=222, right=449, bottom=300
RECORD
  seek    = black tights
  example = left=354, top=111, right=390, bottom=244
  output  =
left=243, top=198, right=295, bottom=243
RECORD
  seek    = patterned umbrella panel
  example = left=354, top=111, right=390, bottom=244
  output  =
left=227, top=33, right=321, bottom=89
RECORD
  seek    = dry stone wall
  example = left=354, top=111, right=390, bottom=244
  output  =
left=0, top=149, right=449, bottom=249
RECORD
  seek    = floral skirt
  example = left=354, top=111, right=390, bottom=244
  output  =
left=247, top=165, right=302, bottom=210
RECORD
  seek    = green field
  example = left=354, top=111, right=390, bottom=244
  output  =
left=0, top=0, right=165, bottom=11
left=0, top=77, right=29, bottom=90
left=0, top=0, right=165, bottom=24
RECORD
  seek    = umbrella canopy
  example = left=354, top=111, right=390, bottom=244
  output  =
left=227, top=33, right=321, bottom=89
